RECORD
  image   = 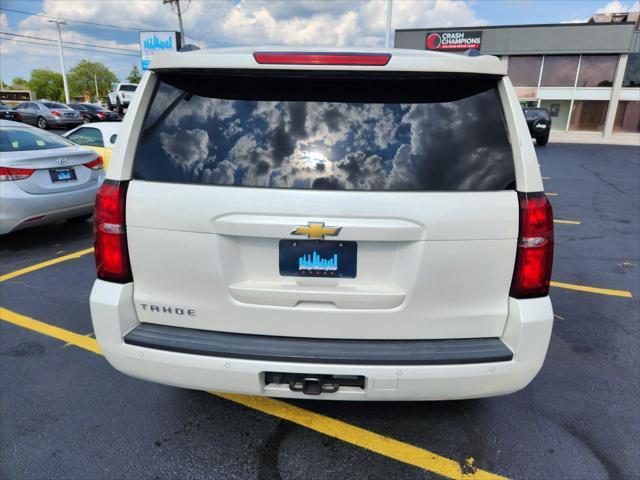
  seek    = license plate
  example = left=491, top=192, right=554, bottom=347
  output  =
left=279, top=240, right=357, bottom=278
left=49, top=167, right=77, bottom=183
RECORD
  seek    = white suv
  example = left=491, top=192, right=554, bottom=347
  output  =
left=90, top=47, right=554, bottom=401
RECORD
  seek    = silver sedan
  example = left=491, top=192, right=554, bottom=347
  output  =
left=13, top=101, right=83, bottom=129
left=0, top=120, right=104, bottom=234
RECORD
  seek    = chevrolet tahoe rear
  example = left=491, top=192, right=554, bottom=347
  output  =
left=89, top=47, right=554, bottom=401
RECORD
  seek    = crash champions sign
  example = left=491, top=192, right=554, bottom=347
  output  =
left=426, top=31, right=482, bottom=51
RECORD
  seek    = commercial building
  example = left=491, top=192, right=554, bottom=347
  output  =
left=395, top=11, right=640, bottom=140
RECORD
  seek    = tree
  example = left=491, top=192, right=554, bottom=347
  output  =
left=28, top=69, right=64, bottom=101
left=68, top=60, right=117, bottom=102
left=11, top=77, right=29, bottom=89
left=127, top=64, right=142, bottom=83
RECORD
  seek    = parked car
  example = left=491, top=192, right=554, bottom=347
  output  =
left=107, top=83, right=137, bottom=114
left=68, top=103, right=121, bottom=123
left=0, top=104, right=22, bottom=122
left=523, top=107, right=551, bottom=146
left=90, top=47, right=554, bottom=401
left=0, top=120, right=104, bottom=234
left=63, top=122, right=120, bottom=169
left=13, top=101, right=82, bottom=129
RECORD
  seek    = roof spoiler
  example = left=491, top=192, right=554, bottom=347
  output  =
left=463, top=48, right=482, bottom=57
left=179, top=44, right=200, bottom=52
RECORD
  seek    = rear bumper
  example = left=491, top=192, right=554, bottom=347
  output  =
left=48, top=117, right=83, bottom=127
left=0, top=180, right=99, bottom=234
left=90, top=280, right=554, bottom=401
left=124, top=324, right=514, bottom=365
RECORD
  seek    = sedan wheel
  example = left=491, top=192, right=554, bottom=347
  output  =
left=37, top=117, right=48, bottom=129
left=83, top=116, right=91, bottom=124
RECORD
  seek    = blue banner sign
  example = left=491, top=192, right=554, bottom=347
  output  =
left=139, top=31, right=180, bottom=70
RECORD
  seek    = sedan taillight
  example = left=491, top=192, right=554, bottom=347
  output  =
left=51, top=110, right=62, bottom=117
left=0, top=166, right=35, bottom=181
left=94, top=180, right=132, bottom=283
left=84, top=156, right=104, bottom=170
left=510, top=192, right=554, bottom=298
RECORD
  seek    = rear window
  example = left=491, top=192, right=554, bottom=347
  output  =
left=133, top=71, right=515, bottom=191
left=524, top=109, right=550, bottom=121
left=83, top=103, right=108, bottom=111
left=120, top=85, right=137, bottom=92
left=41, top=102, right=67, bottom=109
left=0, top=127, right=73, bottom=152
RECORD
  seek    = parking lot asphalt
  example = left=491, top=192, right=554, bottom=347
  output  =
left=1, top=143, right=638, bottom=480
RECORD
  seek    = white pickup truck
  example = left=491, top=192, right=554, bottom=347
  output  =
left=107, top=83, right=138, bottom=114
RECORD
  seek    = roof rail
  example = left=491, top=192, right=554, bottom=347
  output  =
left=179, top=44, right=200, bottom=52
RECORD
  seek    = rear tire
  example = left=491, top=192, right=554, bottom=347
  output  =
left=82, top=115, right=91, bottom=124
left=536, top=134, right=549, bottom=146
left=37, top=116, right=48, bottom=129
left=116, top=99, right=124, bottom=116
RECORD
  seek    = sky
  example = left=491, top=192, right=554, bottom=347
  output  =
left=0, top=0, right=639, bottom=85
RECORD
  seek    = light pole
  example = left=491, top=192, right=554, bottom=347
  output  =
left=163, top=0, right=185, bottom=44
left=385, top=0, right=393, bottom=48
left=94, top=72, right=100, bottom=103
left=48, top=19, right=70, bottom=104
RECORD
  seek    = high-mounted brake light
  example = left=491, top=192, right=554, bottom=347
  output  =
left=510, top=192, right=554, bottom=299
left=0, top=166, right=35, bottom=181
left=94, top=180, right=132, bottom=283
left=84, top=156, right=104, bottom=170
left=253, top=52, right=391, bottom=66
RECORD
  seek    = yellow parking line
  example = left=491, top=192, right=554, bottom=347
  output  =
left=0, top=247, right=94, bottom=282
left=217, top=392, right=505, bottom=480
left=0, top=307, right=101, bottom=354
left=553, top=219, right=581, bottom=225
left=0, top=306, right=506, bottom=480
left=550, top=281, right=632, bottom=298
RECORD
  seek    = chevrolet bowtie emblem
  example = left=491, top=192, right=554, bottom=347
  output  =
left=291, top=222, right=341, bottom=239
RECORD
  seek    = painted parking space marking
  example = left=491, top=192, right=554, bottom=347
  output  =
left=0, top=306, right=506, bottom=480
left=550, top=281, right=632, bottom=298
left=217, top=392, right=505, bottom=480
left=1, top=307, right=101, bottom=354
left=554, top=219, right=581, bottom=225
left=542, top=176, right=550, bottom=180
left=0, top=247, right=94, bottom=282
left=546, top=192, right=559, bottom=196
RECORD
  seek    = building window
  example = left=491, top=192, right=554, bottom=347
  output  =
left=540, top=100, right=571, bottom=131
left=577, top=55, right=618, bottom=87
left=622, top=53, right=640, bottom=87
left=507, top=56, right=543, bottom=87
left=614, top=101, right=640, bottom=133
left=541, top=55, right=579, bottom=87
left=569, top=101, right=609, bottom=132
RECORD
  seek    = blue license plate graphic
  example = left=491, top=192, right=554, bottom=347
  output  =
left=279, top=240, right=357, bottom=278
left=49, top=168, right=77, bottom=182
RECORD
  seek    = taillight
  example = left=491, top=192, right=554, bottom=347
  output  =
left=97, top=112, right=106, bottom=119
left=510, top=192, right=554, bottom=298
left=51, top=110, right=61, bottom=117
left=14, top=112, right=22, bottom=120
left=0, top=166, right=35, bottom=181
left=94, top=180, right=132, bottom=283
left=84, top=156, right=104, bottom=170
left=253, top=52, right=391, bottom=66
